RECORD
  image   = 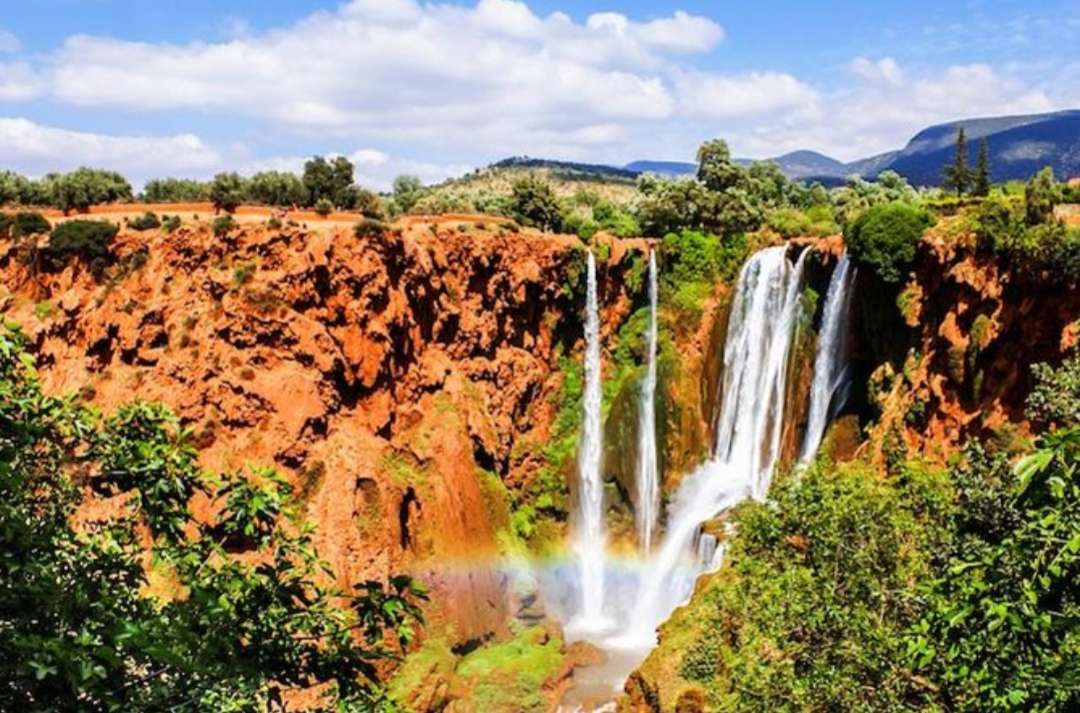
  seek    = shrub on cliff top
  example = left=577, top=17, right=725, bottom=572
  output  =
left=209, top=172, right=247, bottom=213
left=51, top=167, right=133, bottom=213
left=45, top=219, right=118, bottom=277
left=11, top=210, right=51, bottom=237
left=845, top=202, right=932, bottom=284
left=354, top=217, right=387, bottom=238
left=127, top=211, right=161, bottom=231
left=510, top=175, right=562, bottom=232
left=212, top=215, right=237, bottom=237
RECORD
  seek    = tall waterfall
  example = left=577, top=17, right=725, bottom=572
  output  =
left=571, top=250, right=609, bottom=631
left=614, top=246, right=810, bottom=646
left=800, top=252, right=854, bottom=463
left=636, top=250, right=660, bottom=552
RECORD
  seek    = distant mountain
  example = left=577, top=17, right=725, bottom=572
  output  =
left=489, top=156, right=639, bottom=182
left=491, top=111, right=1080, bottom=190
left=881, top=110, right=1080, bottom=185
left=844, top=151, right=900, bottom=179
left=623, top=160, right=696, bottom=177
left=765, top=151, right=847, bottom=180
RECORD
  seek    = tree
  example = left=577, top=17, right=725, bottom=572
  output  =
left=303, top=156, right=357, bottom=209
left=845, top=202, right=932, bottom=283
left=696, top=139, right=744, bottom=193
left=51, top=167, right=134, bottom=213
left=246, top=171, right=306, bottom=207
left=1025, top=166, right=1058, bottom=226
left=0, top=327, right=426, bottom=711
left=392, top=175, right=425, bottom=213
left=943, top=128, right=971, bottom=196
left=44, top=219, right=119, bottom=277
left=509, top=175, right=562, bottom=232
left=209, top=172, right=247, bottom=213
left=143, top=178, right=210, bottom=203
left=973, top=138, right=991, bottom=197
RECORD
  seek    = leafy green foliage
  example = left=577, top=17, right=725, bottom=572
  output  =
left=0, top=328, right=426, bottom=711
left=673, top=460, right=951, bottom=711
left=354, top=218, right=388, bottom=239
left=246, top=170, right=306, bottom=207
left=142, top=177, right=210, bottom=203
left=303, top=156, right=358, bottom=209
left=975, top=192, right=1080, bottom=282
left=51, top=167, right=133, bottom=213
left=10, top=211, right=51, bottom=238
left=127, top=212, right=161, bottom=231
left=212, top=215, right=237, bottom=237
left=392, top=175, right=425, bottom=214
left=45, top=220, right=119, bottom=277
left=1028, top=353, right=1080, bottom=428
left=209, top=172, right=247, bottom=213
left=912, top=430, right=1080, bottom=712
left=510, top=175, right=563, bottom=232
left=1026, top=166, right=1059, bottom=226
left=845, top=202, right=932, bottom=284
left=943, top=128, right=971, bottom=196
left=315, top=197, right=334, bottom=217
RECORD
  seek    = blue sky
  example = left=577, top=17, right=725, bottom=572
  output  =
left=2, top=0, right=1078, bottom=188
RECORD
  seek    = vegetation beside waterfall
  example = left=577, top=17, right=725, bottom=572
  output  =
left=630, top=346, right=1080, bottom=713
left=0, top=327, right=426, bottom=711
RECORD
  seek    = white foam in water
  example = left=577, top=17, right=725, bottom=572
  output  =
left=635, top=250, right=660, bottom=553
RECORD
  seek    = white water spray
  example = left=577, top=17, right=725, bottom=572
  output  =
left=615, top=246, right=810, bottom=647
left=636, top=250, right=660, bottom=552
left=800, top=252, right=854, bottom=463
left=570, top=250, right=609, bottom=631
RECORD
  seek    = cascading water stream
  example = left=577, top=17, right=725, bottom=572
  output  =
left=800, top=252, right=855, bottom=463
left=613, top=246, right=810, bottom=647
left=635, top=250, right=660, bottom=552
left=570, top=250, right=609, bottom=632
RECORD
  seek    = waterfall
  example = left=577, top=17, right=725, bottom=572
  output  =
left=613, top=246, right=810, bottom=647
left=570, top=250, right=609, bottom=631
left=799, top=252, right=854, bottom=463
left=636, top=250, right=660, bottom=552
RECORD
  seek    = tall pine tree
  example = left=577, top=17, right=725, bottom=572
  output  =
left=943, top=128, right=970, bottom=196
left=973, top=137, right=991, bottom=197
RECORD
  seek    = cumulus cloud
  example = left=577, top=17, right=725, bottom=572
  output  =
left=0, top=3, right=1076, bottom=173
left=0, top=62, right=42, bottom=101
left=0, top=29, right=20, bottom=54
left=23, top=0, right=741, bottom=159
left=238, top=148, right=468, bottom=192
left=0, top=118, right=221, bottom=184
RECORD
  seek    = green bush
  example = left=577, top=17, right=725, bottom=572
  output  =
left=510, top=175, right=562, bottom=232
left=142, top=177, right=210, bottom=203
left=354, top=218, right=387, bottom=238
left=845, top=202, right=932, bottom=284
left=45, top=220, right=119, bottom=277
left=127, top=211, right=161, bottom=231
left=975, top=196, right=1080, bottom=281
left=209, top=172, right=247, bottom=213
left=212, top=215, right=237, bottom=237
left=1027, top=353, right=1080, bottom=427
left=0, top=213, right=9, bottom=237
left=12, top=211, right=51, bottom=237
left=314, top=197, right=334, bottom=217
left=51, top=167, right=133, bottom=213
left=0, top=328, right=426, bottom=711
left=246, top=170, right=305, bottom=207
left=161, top=215, right=182, bottom=233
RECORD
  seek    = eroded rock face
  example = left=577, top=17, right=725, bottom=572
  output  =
left=861, top=235, right=1080, bottom=462
left=0, top=218, right=644, bottom=646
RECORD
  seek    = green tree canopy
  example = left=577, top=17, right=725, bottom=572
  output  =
left=0, top=327, right=426, bottom=711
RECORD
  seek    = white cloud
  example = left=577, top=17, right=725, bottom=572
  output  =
left=0, top=118, right=221, bottom=184
left=26, top=1, right=738, bottom=160
left=0, top=29, right=20, bottom=54
left=849, top=57, right=904, bottom=86
left=0, top=62, right=42, bottom=101
left=675, top=70, right=821, bottom=119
